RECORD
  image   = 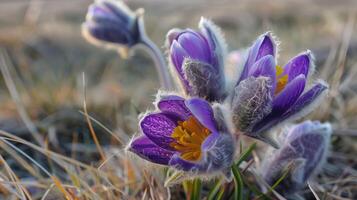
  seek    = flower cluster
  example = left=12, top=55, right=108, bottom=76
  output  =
left=83, top=0, right=332, bottom=197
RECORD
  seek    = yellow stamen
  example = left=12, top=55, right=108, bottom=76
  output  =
left=170, top=116, right=211, bottom=161
left=275, top=65, right=288, bottom=94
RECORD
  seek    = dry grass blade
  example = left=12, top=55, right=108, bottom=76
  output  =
left=0, top=48, right=45, bottom=147
left=78, top=110, right=124, bottom=145
left=0, top=140, right=39, bottom=178
left=0, top=137, right=73, bottom=199
left=41, top=184, right=55, bottom=200
left=82, top=72, right=106, bottom=161
left=0, top=154, right=31, bottom=199
left=307, top=182, right=321, bottom=200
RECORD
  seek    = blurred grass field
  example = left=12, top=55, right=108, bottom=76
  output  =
left=0, top=0, right=356, bottom=199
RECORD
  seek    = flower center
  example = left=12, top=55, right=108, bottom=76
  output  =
left=275, top=65, right=288, bottom=94
left=170, top=116, right=211, bottom=161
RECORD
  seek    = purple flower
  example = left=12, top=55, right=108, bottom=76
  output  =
left=261, top=121, right=332, bottom=196
left=82, top=0, right=140, bottom=48
left=231, top=32, right=328, bottom=146
left=167, top=18, right=227, bottom=102
left=129, top=93, right=235, bottom=176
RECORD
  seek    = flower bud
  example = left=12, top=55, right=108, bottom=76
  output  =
left=232, top=76, right=272, bottom=133
left=82, top=0, right=140, bottom=49
left=167, top=18, right=227, bottom=102
left=261, top=121, right=332, bottom=196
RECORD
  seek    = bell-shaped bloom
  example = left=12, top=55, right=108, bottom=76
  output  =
left=167, top=18, right=227, bottom=102
left=231, top=32, right=328, bottom=147
left=82, top=0, right=140, bottom=49
left=129, top=93, right=235, bottom=177
left=261, top=121, right=332, bottom=196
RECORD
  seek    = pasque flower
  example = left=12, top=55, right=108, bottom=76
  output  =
left=231, top=32, right=328, bottom=147
left=167, top=18, right=227, bottom=102
left=129, top=93, right=235, bottom=176
left=82, top=0, right=173, bottom=89
left=261, top=121, right=332, bottom=196
left=82, top=0, right=140, bottom=48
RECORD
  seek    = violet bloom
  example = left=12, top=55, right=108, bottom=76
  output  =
left=231, top=32, right=328, bottom=147
left=129, top=93, right=234, bottom=176
left=261, top=121, right=332, bottom=196
left=167, top=18, right=227, bottom=102
left=82, top=0, right=140, bottom=49
left=82, top=0, right=173, bottom=90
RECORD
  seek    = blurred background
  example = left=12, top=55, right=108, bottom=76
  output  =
left=0, top=0, right=356, bottom=199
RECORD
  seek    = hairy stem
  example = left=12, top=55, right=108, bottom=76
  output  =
left=140, top=35, right=173, bottom=90
left=137, top=16, right=173, bottom=90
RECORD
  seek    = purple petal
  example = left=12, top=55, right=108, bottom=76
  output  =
left=241, top=33, right=276, bottom=80
left=272, top=74, right=306, bottom=113
left=262, top=120, right=331, bottom=194
left=177, top=30, right=211, bottom=63
left=201, top=133, right=220, bottom=150
left=198, top=18, right=226, bottom=71
left=166, top=29, right=182, bottom=47
left=248, top=55, right=276, bottom=93
left=171, top=40, right=189, bottom=73
left=140, top=113, right=177, bottom=150
left=185, top=98, right=218, bottom=133
left=282, top=82, right=328, bottom=120
left=157, top=95, right=192, bottom=120
left=88, top=5, right=116, bottom=21
left=85, top=0, right=139, bottom=46
left=256, top=34, right=275, bottom=60
left=101, top=0, right=133, bottom=23
left=84, top=21, right=133, bottom=45
left=169, top=133, right=235, bottom=173
left=252, top=82, right=327, bottom=134
left=170, top=41, right=192, bottom=91
left=130, top=136, right=174, bottom=165
left=283, top=51, right=312, bottom=82
left=169, top=154, right=197, bottom=171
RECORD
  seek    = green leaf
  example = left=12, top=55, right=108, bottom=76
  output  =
left=256, top=163, right=291, bottom=199
left=231, top=164, right=244, bottom=200
left=164, top=170, right=184, bottom=187
left=241, top=176, right=273, bottom=200
left=190, top=179, right=202, bottom=200
left=207, top=179, right=222, bottom=200
left=216, top=186, right=225, bottom=200
left=236, top=143, right=256, bottom=166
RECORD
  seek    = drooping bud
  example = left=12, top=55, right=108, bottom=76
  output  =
left=82, top=0, right=141, bottom=53
left=83, top=0, right=174, bottom=89
left=261, top=121, right=332, bottom=196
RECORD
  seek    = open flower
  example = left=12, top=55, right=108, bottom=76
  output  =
left=82, top=0, right=140, bottom=50
left=167, top=18, right=227, bottom=102
left=129, top=93, right=235, bottom=177
left=231, top=32, right=328, bottom=147
left=261, top=121, right=332, bottom=196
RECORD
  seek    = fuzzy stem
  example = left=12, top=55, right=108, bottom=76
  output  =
left=137, top=15, right=173, bottom=90
left=140, top=35, right=173, bottom=90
